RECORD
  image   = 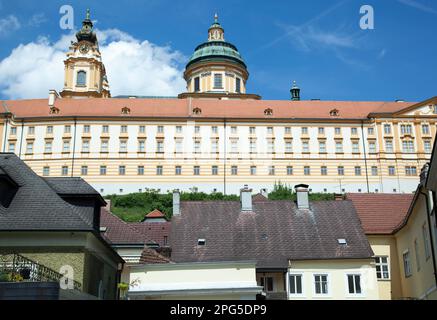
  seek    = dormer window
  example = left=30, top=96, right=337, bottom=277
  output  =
left=121, top=107, right=131, bottom=115
left=330, top=108, right=339, bottom=117
left=49, top=106, right=60, bottom=114
left=0, top=174, right=19, bottom=208
left=198, top=239, right=206, bottom=246
left=76, top=70, right=87, bottom=86
left=193, top=107, right=202, bottom=115
left=264, top=108, right=273, bottom=116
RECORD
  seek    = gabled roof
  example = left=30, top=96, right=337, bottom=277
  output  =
left=252, top=193, right=268, bottom=202
left=170, top=199, right=373, bottom=268
left=347, top=193, right=414, bottom=235
left=2, top=98, right=417, bottom=120
left=130, top=222, right=171, bottom=247
left=139, top=246, right=172, bottom=264
left=44, top=177, right=100, bottom=195
left=0, top=153, right=98, bottom=231
left=143, top=209, right=166, bottom=219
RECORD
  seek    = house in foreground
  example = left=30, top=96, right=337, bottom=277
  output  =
left=0, top=153, right=123, bottom=299
left=126, top=184, right=379, bottom=300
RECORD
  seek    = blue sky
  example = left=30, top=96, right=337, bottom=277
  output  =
left=0, top=0, right=436, bottom=101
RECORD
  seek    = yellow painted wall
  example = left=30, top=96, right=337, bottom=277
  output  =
left=395, top=193, right=437, bottom=299
left=289, top=259, right=379, bottom=300
left=367, top=235, right=403, bottom=299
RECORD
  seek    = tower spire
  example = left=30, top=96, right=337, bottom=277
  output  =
left=290, top=81, right=301, bottom=101
left=208, top=12, right=224, bottom=41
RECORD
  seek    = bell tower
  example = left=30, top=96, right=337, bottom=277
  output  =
left=60, top=9, right=110, bottom=98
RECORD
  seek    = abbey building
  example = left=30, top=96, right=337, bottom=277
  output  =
left=1, top=11, right=436, bottom=195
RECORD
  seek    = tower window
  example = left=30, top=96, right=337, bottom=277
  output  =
left=213, top=73, right=223, bottom=89
left=194, top=77, right=200, bottom=92
left=236, top=78, right=241, bottom=93
left=76, top=71, right=87, bottom=86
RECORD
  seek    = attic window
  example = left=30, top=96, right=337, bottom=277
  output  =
left=330, top=109, right=339, bottom=117
left=337, top=238, right=347, bottom=245
left=193, top=107, right=202, bottom=115
left=0, top=175, right=19, bottom=208
left=49, top=106, right=60, bottom=114
left=121, top=107, right=131, bottom=115
left=100, top=226, right=107, bottom=232
left=197, top=239, right=206, bottom=246
left=264, top=108, right=273, bottom=116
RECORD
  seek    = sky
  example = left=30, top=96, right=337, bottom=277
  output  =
left=0, top=0, right=435, bottom=102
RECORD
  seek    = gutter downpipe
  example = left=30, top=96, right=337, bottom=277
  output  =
left=71, top=118, right=77, bottom=177
left=18, top=120, right=24, bottom=158
left=361, top=120, right=370, bottom=193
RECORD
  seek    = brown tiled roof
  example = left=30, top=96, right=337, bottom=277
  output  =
left=100, top=208, right=150, bottom=244
left=144, top=209, right=166, bottom=219
left=131, top=222, right=171, bottom=247
left=252, top=193, right=268, bottom=202
left=139, top=246, right=172, bottom=264
left=346, top=193, right=414, bottom=235
left=170, top=200, right=373, bottom=268
left=2, top=98, right=415, bottom=120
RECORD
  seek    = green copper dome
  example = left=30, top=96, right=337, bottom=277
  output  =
left=186, top=41, right=247, bottom=69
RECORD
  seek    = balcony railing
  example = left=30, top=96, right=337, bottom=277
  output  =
left=0, top=253, right=82, bottom=291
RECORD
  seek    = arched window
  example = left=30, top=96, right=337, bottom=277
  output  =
left=76, top=71, right=86, bottom=86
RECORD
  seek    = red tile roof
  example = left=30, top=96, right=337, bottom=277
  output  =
left=131, top=222, right=171, bottom=247
left=252, top=193, right=268, bottom=202
left=144, top=209, right=165, bottom=219
left=346, top=193, right=414, bottom=234
left=139, top=246, right=172, bottom=264
left=2, top=98, right=416, bottom=120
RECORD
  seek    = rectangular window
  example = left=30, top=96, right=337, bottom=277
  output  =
left=194, top=140, right=201, bottom=154
left=211, top=140, right=218, bottom=153
left=368, top=127, right=374, bottom=135
left=157, top=125, right=164, bottom=134
left=403, top=251, right=412, bottom=277
left=231, top=140, right=238, bottom=153
left=304, top=166, right=310, bottom=175
left=249, top=126, right=256, bottom=134
left=400, top=124, right=412, bottom=135
left=8, top=142, right=15, bottom=153
left=388, top=166, right=396, bottom=176
left=422, top=124, right=430, bottom=135
left=44, top=141, right=52, bottom=153
left=424, top=140, right=432, bottom=153
left=156, top=141, right=164, bottom=153
left=63, top=140, right=70, bottom=152
left=260, top=277, right=274, bottom=293
left=335, top=141, right=343, bottom=153
left=352, top=142, right=360, bottom=153
left=101, top=140, right=109, bottom=153
left=371, top=166, right=378, bottom=176
left=138, top=140, right=146, bottom=152
left=64, top=125, right=71, bottom=134
left=405, top=166, right=417, bottom=176
left=26, top=142, right=33, bottom=154
left=235, top=77, right=241, bottom=93
left=267, top=127, right=274, bottom=135
left=212, top=165, right=218, bottom=175
left=43, top=166, right=50, bottom=176
left=102, top=125, right=109, bottom=133
left=194, top=126, right=200, bottom=134
left=61, top=166, right=69, bottom=176
left=139, top=125, right=146, bottom=134
left=46, top=126, right=53, bottom=134
left=375, top=256, right=390, bottom=280
left=351, top=127, right=358, bottom=135
left=175, top=126, right=182, bottom=134
left=28, top=126, right=35, bottom=135
left=213, top=73, right=223, bottom=88
left=319, top=141, right=326, bottom=153
left=402, top=140, right=415, bottom=153
left=194, top=76, right=200, bottom=92
left=335, top=127, right=341, bottom=135
left=119, top=165, right=126, bottom=175
left=301, top=127, right=308, bottom=135
left=267, top=140, right=275, bottom=153
left=285, top=141, right=293, bottom=153
left=250, top=140, right=257, bottom=153
left=83, top=125, right=90, bottom=133
left=289, top=274, right=303, bottom=295
left=384, top=124, right=391, bottom=134
left=423, top=223, right=431, bottom=260
left=268, top=165, right=275, bottom=175
left=385, top=140, right=393, bottom=153
left=211, top=126, right=218, bottom=134
left=231, top=126, right=237, bottom=134
left=193, top=166, right=200, bottom=175
left=137, top=165, right=144, bottom=175
left=100, top=166, right=107, bottom=175
left=119, top=140, right=127, bottom=153
left=368, top=142, right=376, bottom=153
left=337, top=166, right=345, bottom=176
left=284, top=127, right=291, bottom=134
left=81, top=166, right=88, bottom=175
left=82, top=140, right=90, bottom=153
left=176, top=140, right=183, bottom=153
left=318, top=127, right=325, bottom=135
left=175, top=166, right=182, bottom=175
left=414, top=239, right=421, bottom=271
left=231, top=165, right=238, bottom=175
left=314, top=274, right=328, bottom=295
left=250, top=166, right=257, bottom=175
left=347, top=275, right=362, bottom=294
left=156, top=166, right=163, bottom=175
left=302, top=141, right=309, bottom=153
left=287, top=166, right=293, bottom=175
left=321, top=166, right=327, bottom=175
left=355, top=166, right=362, bottom=176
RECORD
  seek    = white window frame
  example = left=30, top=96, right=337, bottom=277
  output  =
left=403, top=250, right=412, bottom=277
left=312, top=273, right=330, bottom=297
left=375, top=256, right=390, bottom=280
left=345, top=273, right=365, bottom=297
left=288, top=273, right=304, bottom=297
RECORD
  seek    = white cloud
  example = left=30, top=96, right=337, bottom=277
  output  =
left=398, top=0, right=437, bottom=14
left=28, top=13, right=47, bottom=27
left=0, top=15, right=21, bottom=36
left=0, top=28, right=186, bottom=99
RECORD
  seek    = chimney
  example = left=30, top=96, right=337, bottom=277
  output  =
left=260, top=188, right=268, bottom=198
left=290, top=80, right=300, bottom=101
left=294, top=184, right=309, bottom=209
left=105, top=199, right=111, bottom=211
left=334, top=193, right=344, bottom=201
left=240, top=184, right=253, bottom=211
left=48, top=89, right=59, bottom=106
left=173, top=189, right=180, bottom=216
